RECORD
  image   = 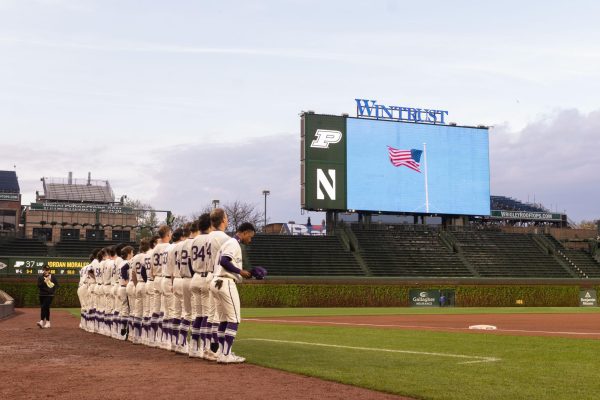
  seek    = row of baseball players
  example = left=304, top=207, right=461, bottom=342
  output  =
left=76, top=208, right=256, bottom=363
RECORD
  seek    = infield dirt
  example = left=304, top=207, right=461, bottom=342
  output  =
left=0, top=309, right=410, bottom=400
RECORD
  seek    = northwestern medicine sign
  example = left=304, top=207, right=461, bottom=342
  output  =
left=355, top=98, right=449, bottom=124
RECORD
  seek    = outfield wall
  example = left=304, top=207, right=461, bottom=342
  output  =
left=1, top=279, right=598, bottom=308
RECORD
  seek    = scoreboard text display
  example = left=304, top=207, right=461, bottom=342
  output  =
left=0, top=257, right=88, bottom=277
left=301, top=113, right=490, bottom=215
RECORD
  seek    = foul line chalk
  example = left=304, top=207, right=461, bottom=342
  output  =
left=241, top=338, right=500, bottom=364
left=244, top=318, right=600, bottom=336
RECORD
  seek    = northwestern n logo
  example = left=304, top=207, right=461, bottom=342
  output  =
left=316, top=169, right=336, bottom=200
left=311, top=129, right=342, bottom=149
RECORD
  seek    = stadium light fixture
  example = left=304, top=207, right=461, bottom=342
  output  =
left=262, top=190, right=270, bottom=229
left=212, top=199, right=220, bottom=209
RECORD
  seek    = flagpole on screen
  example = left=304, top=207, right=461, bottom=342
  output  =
left=423, top=142, right=429, bottom=213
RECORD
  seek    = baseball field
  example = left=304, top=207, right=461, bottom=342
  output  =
left=2, top=306, right=599, bottom=400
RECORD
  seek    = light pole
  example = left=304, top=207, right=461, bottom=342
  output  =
left=262, top=190, right=270, bottom=230
left=212, top=199, right=220, bottom=209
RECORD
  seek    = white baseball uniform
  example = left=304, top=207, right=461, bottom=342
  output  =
left=111, top=257, right=122, bottom=338
left=189, top=232, right=220, bottom=356
left=125, top=257, right=137, bottom=342
left=102, top=258, right=115, bottom=336
left=173, top=238, right=193, bottom=351
left=150, top=242, right=169, bottom=346
left=161, top=242, right=178, bottom=349
left=211, top=236, right=247, bottom=360
left=132, top=253, right=147, bottom=344
left=77, top=263, right=91, bottom=330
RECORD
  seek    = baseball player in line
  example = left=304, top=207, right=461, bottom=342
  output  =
left=77, top=252, right=95, bottom=331
left=116, top=245, right=134, bottom=340
left=151, top=226, right=171, bottom=347
left=206, top=209, right=233, bottom=356
left=125, top=245, right=139, bottom=342
left=172, top=223, right=194, bottom=354
left=93, top=249, right=108, bottom=334
left=87, top=249, right=101, bottom=333
left=111, top=244, right=125, bottom=339
left=163, top=228, right=184, bottom=350
left=102, top=247, right=116, bottom=336
left=189, top=213, right=213, bottom=358
left=142, top=236, right=158, bottom=345
left=132, top=239, right=150, bottom=344
left=210, top=222, right=255, bottom=363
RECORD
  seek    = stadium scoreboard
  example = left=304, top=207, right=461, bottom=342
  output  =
left=301, top=110, right=490, bottom=216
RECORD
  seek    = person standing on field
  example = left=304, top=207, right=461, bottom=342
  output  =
left=37, top=265, right=59, bottom=329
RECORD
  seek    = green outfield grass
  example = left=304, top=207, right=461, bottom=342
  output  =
left=63, top=306, right=600, bottom=319
left=241, top=306, right=600, bottom=317
left=62, top=307, right=600, bottom=399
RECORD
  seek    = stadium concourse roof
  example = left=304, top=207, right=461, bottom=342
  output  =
left=0, top=171, right=20, bottom=193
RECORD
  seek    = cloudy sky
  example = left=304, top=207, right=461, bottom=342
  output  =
left=1, top=0, right=599, bottom=223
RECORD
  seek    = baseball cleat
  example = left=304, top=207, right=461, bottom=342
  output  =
left=43, top=321, right=51, bottom=329
left=36, top=320, right=44, bottom=329
left=203, top=350, right=218, bottom=361
left=175, top=344, right=189, bottom=355
left=217, top=353, right=245, bottom=364
left=188, top=349, right=202, bottom=358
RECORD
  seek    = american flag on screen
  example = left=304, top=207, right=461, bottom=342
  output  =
left=387, top=146, right=423, bottom=173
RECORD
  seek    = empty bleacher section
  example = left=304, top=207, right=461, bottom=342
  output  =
left=53, top=240, right=137, bottom=257
left=244, top=234, right=364, bottom=276
left=559, top=249, right=600, bottom=278
left=451, top=231, right=573, bottom=278
left=541, top=234, right=600, bottom=278
left=0, top=237, right=48, bottom=256
left=351, top=227, right=473, bottom=277
left=491, top=195, right=548, bottom=212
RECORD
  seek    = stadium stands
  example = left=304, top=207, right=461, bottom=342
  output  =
left=490, top=195, right=549, bottom=212
left=0, top=237, right=48, bottom=256
left=1, top=226, right=597, bottom=280
left=351, top=227, right=473, bottom=277
left=244, top=234, right=364, bottom=276
left=541, top=234, right=600, bottom=278
left=450, top=231, right=573, bottom=278
left=54, top=240, right=138, bottom=257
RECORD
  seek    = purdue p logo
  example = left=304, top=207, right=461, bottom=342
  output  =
left=311, top=129, right=342, bottom=149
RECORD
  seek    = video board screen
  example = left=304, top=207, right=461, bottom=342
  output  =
left=346, top=118, right=490, bottom=215
left=301, top=113, right=490, bottom=216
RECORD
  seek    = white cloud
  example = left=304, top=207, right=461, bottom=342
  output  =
left=490, top=109, right=600, bottom=222
left=149, top=134, right=315, bottom=224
